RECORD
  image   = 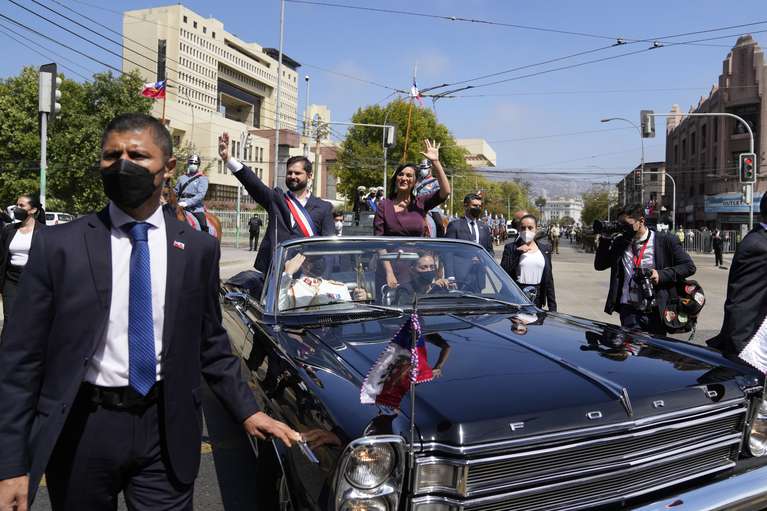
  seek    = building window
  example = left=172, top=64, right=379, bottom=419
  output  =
left=203, top=26, right=207, bottom=34
left=193, top=21, right=197, bottom=28
left=673, top=144, right=678, bottom=163
left=682, top=139, right=686, bottom=159
left=713, top=120, right=718, bottom=142
left=699, top=183, right=705, bottom=195
left=690, top=132, right=696, bottom=156
left=713, top=157, right=718, bottom=173
left=212, top=31, right=216, bottom=39
left=650, top=174, right=658, bottom=181
left=701, top=124, right=707, bottom=149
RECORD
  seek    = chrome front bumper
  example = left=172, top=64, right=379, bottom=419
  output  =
left=632, top=463, right=767, bottom=510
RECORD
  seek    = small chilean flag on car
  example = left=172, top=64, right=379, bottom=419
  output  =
left=360, top=313, right=433, bottom=410
left=141, top=80, right=166, bottom=99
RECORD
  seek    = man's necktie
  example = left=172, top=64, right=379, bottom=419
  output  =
left=126, top=222, right=156, bottom=396
left=470, top=221, right=478, bottom=243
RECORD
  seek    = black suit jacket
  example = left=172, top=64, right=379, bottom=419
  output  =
left=501, top=238, right=557, bottom=311
left=232, top=164, right=334, bottom=273
left=0, top=208, right=259, bottom=500
left=594, top=230, right=696, bottom=315
left=444, top=217, right=494, bottom=254
left=708, top=225, right=767, bottom=355
left=0, top=221, right=45, bottom=290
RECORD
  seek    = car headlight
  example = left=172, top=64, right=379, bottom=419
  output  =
left=335, top=436, right=405, bottom=511
left=748, top=399, right=767, bottom=457
left=345, top=444, right=396, bottom=489
left=414, top=462, right=462, bottom=493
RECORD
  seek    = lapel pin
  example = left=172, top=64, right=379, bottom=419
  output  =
left=173, top=240, right=185, bottom=250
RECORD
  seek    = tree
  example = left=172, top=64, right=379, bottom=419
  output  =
left=581, top=190, right=610, bottom=227
left=559, top=216, right=576, bottom=226
left=332, top=98, right=469, bottom=202
left=0, top=67, right=152, bottom=213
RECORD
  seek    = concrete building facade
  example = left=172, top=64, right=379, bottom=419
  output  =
left=122, top=5, right=303, bottom=204
left=542, top=197, right=584, bottom=225
left=455, top=139, right=497, bottom=167
left=616, top=161, right=667, bottom=210
left=664, top=34, right=767, bottom=229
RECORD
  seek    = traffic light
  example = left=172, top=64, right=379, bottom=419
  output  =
left=634, top=168, right=642, bottom=186
left=739, top=152, right=757, bottom=183
left=38, top=63, right=62, bottom=122
left=640, top=109, right=655, bottom=138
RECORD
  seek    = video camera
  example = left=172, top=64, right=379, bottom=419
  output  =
left=592, top=219, right=621, bottom=236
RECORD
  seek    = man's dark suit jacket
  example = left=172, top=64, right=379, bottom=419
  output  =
left=444, top=217, right=494, bottom=254
left=0, top=220, right=46, bottom=290
left=232, top=164, right=334, bottom=273
left=708, top=224, right=767, bottom=355
left=0, top=208, right=259, bottom=501
left=594, top=230, right=696, bottom=316
left=501, top=238, right=557, bottom=311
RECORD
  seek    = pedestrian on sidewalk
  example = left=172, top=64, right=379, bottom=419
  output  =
left=248, top=214, right=262, bottom=251
left=219, top=133, right=334, bottom=274
left=501, top=214, right=557, bottom=311
left=549, top=223, right=561, bottom=255
left=0, top=114, right=300, bottom=511
left=713, top=227, right=724, bottom=267
left=707, top=195, right=767, bottom=357
left=0, top=194, right=46, bottom=339
left=594, top=204, right=696, bottom=336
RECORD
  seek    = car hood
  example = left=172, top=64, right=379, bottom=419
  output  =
left=302, top=310, right=759, bottom=446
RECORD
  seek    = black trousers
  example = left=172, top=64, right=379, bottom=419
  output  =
left=46, top=387, right=193, bottom=511
left=618, top=305, right=667, bottom=336
left=191, top=212, right=208, bottom=233
left=1, top=277, right=19, bottom=340
left=249, top=229, right=260, bottom=251
left=714, top=246, right=723, bottom=266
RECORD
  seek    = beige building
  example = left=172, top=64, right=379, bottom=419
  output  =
left=122, top=5, right=303, bottom=203
left=616, top=161, right=667, bottom=211
left=665, top=34, right=767, bottom=229
left=455, top=138, right=497, bottom=167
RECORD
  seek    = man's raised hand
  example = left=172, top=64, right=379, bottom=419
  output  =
left=218, top=132, right=230, bottom=161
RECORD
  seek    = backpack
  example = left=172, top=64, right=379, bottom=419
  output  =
left=662, top=280, right=706, bottom=335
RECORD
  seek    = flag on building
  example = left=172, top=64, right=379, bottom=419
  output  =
left=360, top=313, right=433, bottom=409
left=410, top=78, right=424, bottom=106
left=141, top=80, right=166, bottom=99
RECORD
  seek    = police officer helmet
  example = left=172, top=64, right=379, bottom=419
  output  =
left=188, top=154, right=201, bottom=165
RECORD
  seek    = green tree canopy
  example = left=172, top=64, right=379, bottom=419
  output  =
left=332, top=98, right=469, bottom=203
left=0, top=67, right=152, bottom=214
left=581, top=190, right=610, bottom=227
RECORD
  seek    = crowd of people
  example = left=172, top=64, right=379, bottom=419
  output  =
left=0, top=112, right=765, bottom=510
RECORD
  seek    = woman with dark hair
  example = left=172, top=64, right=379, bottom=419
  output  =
left=374, top=140, right=451, bottom=288
left=500, top=214, right=557, bottom=311
left=0, top=195, right=46, bottom=331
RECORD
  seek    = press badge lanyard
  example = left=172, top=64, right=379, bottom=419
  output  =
left=632, top=235, right=650, bottom=268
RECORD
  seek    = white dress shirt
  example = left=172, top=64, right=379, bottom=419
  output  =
left=620, top=230, right=655, bottom=305
left=85, top=202, right=168, bottom=387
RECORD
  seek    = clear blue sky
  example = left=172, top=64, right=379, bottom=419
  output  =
left=1, top=0, right=765, bottom=186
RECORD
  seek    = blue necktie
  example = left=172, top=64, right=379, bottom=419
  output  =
left=126, top=222, right=156, bottom=396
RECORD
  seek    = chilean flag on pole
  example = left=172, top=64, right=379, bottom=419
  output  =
left=410, top=78, right=424, bottom=106
left=360, top=313, right=433, bottom=410
left=141, top=80, right=166, bottom=99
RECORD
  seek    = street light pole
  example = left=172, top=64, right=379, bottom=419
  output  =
left=644, top=171, right=676, bottom=232
left=601, top=117, right=645, bottom=205
left=272, top=0, right=285, bottom=187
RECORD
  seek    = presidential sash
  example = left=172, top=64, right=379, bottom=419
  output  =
left=284, top=192, right=317, bottom=237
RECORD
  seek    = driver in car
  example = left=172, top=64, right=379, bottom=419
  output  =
left=395, top=253, right=457, bottom=304
left=279, top=253, right=367, bottom=310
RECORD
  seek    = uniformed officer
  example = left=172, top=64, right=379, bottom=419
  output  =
left=175, top=154, right=209, bottom=232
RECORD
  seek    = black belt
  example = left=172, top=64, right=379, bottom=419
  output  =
left=81, top=382, right=161, bottom=411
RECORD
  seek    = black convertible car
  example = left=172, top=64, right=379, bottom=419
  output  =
left=221, top=237, right=767, bottom=510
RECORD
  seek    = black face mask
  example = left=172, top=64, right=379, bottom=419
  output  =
left=468, top=206, right=482, bottom=218
left=101, top=159, right=159, bottom=210
left=415, top=270, right=436, bottom=286
left=13, top=207, right=29, bottom=221
left=621, top=223, right=635, bottom=237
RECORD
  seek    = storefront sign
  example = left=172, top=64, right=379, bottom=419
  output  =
left=704, top=193, right=764, bottom=213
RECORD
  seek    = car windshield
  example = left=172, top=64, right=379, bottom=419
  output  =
left=272, top=238, right=529, bottom=313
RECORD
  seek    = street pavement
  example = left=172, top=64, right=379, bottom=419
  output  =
left=6, top=241, right=735, bottom=510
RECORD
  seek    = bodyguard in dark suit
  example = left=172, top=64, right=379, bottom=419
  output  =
left=219, top=133, right=334, bottom=274
left=0, top=114, right=299, bottom=511
left=708, top=195, right=767, bottom=356
left=595, top=204, right=695, bottom=335
left=444, top=193, right=495, bottom=254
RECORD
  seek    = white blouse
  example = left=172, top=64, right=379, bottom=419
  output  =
left=517, top=249, right=545, bottom=285
left=8, top=229, right=33, bottom=267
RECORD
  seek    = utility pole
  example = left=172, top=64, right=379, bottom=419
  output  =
left=38, top=63, right=61, bottom=210
left=272, top=0, right=286, bottom=187
left=313, top=119, right=329, bottom=197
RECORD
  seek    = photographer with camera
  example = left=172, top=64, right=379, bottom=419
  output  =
left=594, top=204, right=696, bottom=335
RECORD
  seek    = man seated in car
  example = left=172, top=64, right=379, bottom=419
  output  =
left=279, top=253, right=367, bottom=310
left=394, top=253, right=457, bottom=305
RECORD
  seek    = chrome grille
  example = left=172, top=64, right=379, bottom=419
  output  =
left=465, top=407, right=743, bottom=494
left=465, top=445, right=735, bottom=511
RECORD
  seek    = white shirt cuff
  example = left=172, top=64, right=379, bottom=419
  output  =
left=226, top=158, right=244, bottom=173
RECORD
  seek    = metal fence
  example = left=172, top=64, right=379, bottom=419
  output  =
left=209, top=210, right=268, bottom=247
left=672, top=229, right=738, bottom=253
